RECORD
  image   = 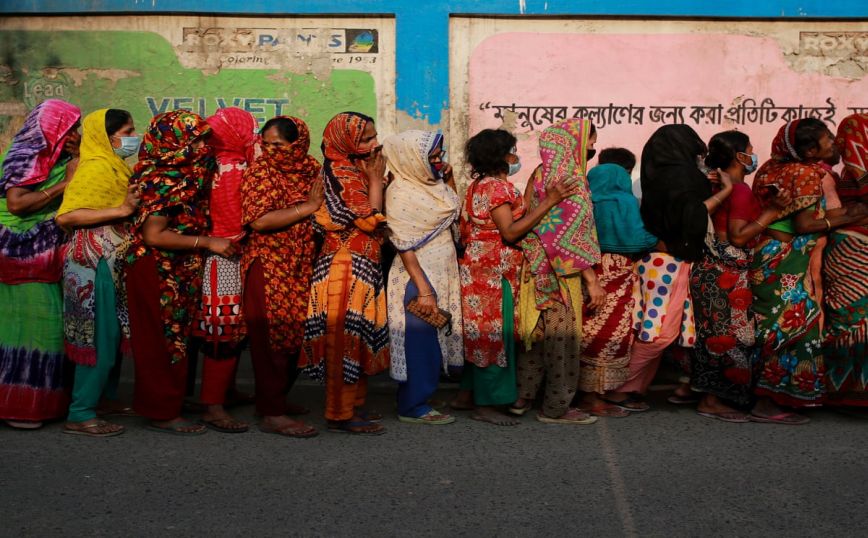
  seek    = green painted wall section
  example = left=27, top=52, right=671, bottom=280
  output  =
left=0, top=30, right=378, bottom=158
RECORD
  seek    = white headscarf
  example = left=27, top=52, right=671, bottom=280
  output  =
left=383, top=130, right=459, bottom=251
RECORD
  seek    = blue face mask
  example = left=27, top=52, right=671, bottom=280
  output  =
left=113, top=135, right=141, bottom=158
left=508, top=159, right=521, bottom=176
left=739, top=152, right=759, bottom=174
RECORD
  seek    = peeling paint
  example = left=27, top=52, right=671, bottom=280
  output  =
left=45, top=67, right=140, bottom=87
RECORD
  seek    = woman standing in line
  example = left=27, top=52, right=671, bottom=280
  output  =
left=0, top=99, right=81, bottom=429
left=242, top=116, right=322, bottom=438
left=300, top=112, right=390, bottom=435
left=56, top=108, right=141, bottom=436
left=452, top=128, right=580, bottom=426
left=125, top=110, right=236, bottom=435
left=383, top=130, right=463, bottom=425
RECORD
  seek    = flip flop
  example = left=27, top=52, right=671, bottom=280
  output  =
left=398, top=410, right=456, bottom=425
left=259, top=422, right=318, bottom=438
left=327, top=419, right=386, bottom=435
left=536, top=410, right=598, bottom=425
left=667, top=394, right=700, bottom=405
left=697, top=411, right=750, bottom=423
left=601, top=396, right=650, bottom=413
left=582, top=404, right=630, bottom=418
left=147, top=420, right=208, bottom=436
left=508, top=402, right=533, bottom=416
left=5, top=420, right=43, bottom=430
left=199, top=417, right=249, bottom=433
left=749, top=412, right=810, bottom=425
left=63, top=420, right=125, bottom=438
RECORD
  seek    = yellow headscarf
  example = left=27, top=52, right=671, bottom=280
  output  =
left=57, top=109, right=132, bottom=216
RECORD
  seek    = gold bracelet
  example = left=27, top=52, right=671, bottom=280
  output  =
left=418, top=292, right=434, bottom=297
left=42, top=190, right=52, bottom=201
left=193, top=236, right=201, bottom=249
left=823, top=218, right=832, bottom=232
left=294, top=205, right=302, bottom=218
left=753, top=219, right=767, bottom=229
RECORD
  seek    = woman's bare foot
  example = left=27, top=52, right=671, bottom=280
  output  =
left=201, top=404, right=249, bottom=433
left=472, top=406, right=519, bottom=426
left=450, top=389, right=474, bottom=410
left=697, top=394, right=741, bottom=415
left=149, top=417, right=208, bottom=435
left=579, top=393, right=630, bottom=418
left=261, top=414, right=318, bottom=437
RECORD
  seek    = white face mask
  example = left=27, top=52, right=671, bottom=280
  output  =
left=113, top=135, right=141, bottom=158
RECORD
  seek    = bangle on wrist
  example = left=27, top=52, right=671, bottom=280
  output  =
left=753, top=219, right=767, bottom=229
left=823, top=217, right=832, bottom=232
left=42, top=190, right=52, bottom=201
left=418, top=292, right=434, bottom=297
left=294, top=205, right=302, bottom=218
left=193, top=236, right=201, bottom=249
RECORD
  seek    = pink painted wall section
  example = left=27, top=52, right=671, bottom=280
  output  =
left=469, top=32, right=868, bottom=188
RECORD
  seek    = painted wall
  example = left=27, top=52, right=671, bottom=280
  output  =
left=0, top=15, right=396, bottom=155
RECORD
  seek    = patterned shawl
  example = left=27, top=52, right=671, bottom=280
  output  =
left=640, top=124, right=711, bottom=262
left=0, top=99, right=81, bottom=193
left=0, top=100, right=80, bottom=284
left=383, top=130, right=458, bottom=251
left=753, top=120, right=825, bottom=219
left=241, top=116, right=321, bottom=353
left=126, top=110, right=215, bottom=364
left=58, top=109, right=132, bottom=216
left=835, top=113, right=868, bottom=202
left=315, top=112, right=385, bottom=235
left=521, top=118, right=601, bottom=310
left=206, top=107, right=258, bottom=238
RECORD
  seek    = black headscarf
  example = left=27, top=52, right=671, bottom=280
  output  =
left=639, top=124, right=712, bottom=262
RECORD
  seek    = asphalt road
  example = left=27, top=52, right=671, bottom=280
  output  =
left=3, top=357, right=868, bottom=537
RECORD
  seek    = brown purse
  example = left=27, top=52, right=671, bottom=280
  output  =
left=406, top=298, right=453, bottom=335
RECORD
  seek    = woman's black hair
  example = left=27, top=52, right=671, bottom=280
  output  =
left=598, top=147, right=636, bottom=172
left=465, top=128, right=517, bottom=180
left=705, top=130, right=750, bottom=170
left=793, top=118, right=830, bottom=160
left=261, top=116, right=299, bottom=143
left=105, top=109, right=132, bottom=137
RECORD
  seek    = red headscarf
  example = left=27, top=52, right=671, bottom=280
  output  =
left=206, top=107, right=257, bottom=238
left=754, top=120, right=825, bottom=218
left=835, top=113, right=868, bottom=202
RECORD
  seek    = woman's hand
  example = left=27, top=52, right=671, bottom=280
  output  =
left=205, top=237, right=237, bottom=258
left=307, top=178, right=325, bottom=209
left=120, top=185, right=141, bottom=217
left=716, top=168, right=733, bottom=190
left=544, top=176, right=581, bottom=205
left=769, top=189, right=792, bottom=212
left=63, top=131, right=82, bottom=158
left=413, top=293, right=438, bottom=317
left=585, top=280, right=606, bottom=310
left=358, top=150, right=387, bottom=183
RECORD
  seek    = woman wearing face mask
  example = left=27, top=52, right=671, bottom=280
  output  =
left=750, top=119, right=865, bottom=424
left=687, top=131, right=791, bottom=423
left=242, top=116, right=322, bottom=438
left=605, top=124, right=722, bottom=413
left=513, top=119, right=605, bottom=425
left=55, top=108, right=142, bottom=436
left=452, top=128, right=581, bottom=426
left=125, top=110, right=236, bottom=435
left=0, top=99, right=81, bottom=429
left=300, top=112, right=390, bottom=435
left=382, top=130, right=463, bottom=425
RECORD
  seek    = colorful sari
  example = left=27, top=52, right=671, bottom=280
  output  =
left=126, top=110, right=214, bottom=364
left=580, top=163, right=656, bottom=393
left=823, top=113, right=868, bottom=405
left=57, top=109, right=132, bottom=366
left=751, top=120, right=827, bottom=407
left=0, top=99, right=80, bottom=421
left=300, top=112, right=388, bottom=422
left=194, top=107, right=257, bottom=346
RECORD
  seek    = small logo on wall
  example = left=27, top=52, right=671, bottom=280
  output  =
left=346, top=29, right=378, bottom=53
left=22, top=72, right=72, bottom=110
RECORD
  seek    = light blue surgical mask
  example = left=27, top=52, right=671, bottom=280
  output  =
left=739, top=152, right=759, bottom=174
left=113, top=135, right=141, bottom=158
left=507, top=148, right=521, bottom=176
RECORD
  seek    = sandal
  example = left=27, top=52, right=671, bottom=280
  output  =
left=601, top=395, right=650, bottom=412
left=508, top=401, right=533, bottom=416
left=697, top=411, right=750, bottom=423
left=200, top=417, right=249, bottom=433
left=64, top=419, right=125, bottom=438
left=354, top=409, right=383, bottom=423
left=327, top=419, right=386, bottom=435
left=147, top=419, right=208, bottom=436
left=259, top=421, right=318, bottom=438
left=5, top=420, right=43, bottom=430
left=398, top=409, right=456, bottom=425
left=581, top=403, right=630, bottom=418
left=749, top=411, right=810, bottom=425
left=536, top=408, right=598, bottom=425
